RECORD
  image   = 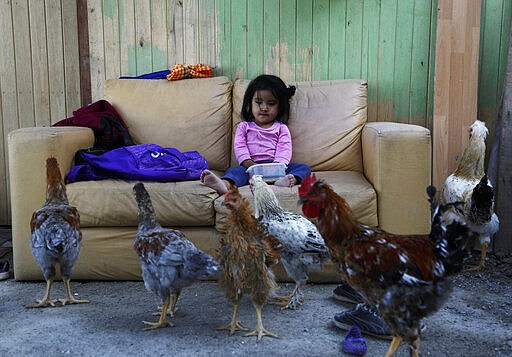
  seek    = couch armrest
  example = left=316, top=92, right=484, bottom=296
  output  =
left=362, top=122, right=431, bottom=234
left=8, top=127, right=94, bottom=279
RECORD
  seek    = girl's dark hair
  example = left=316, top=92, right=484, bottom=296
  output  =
left=241, top=74, right=296, bottom=124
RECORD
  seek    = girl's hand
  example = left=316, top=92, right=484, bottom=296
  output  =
left=241, top=159, right=256, bottom=169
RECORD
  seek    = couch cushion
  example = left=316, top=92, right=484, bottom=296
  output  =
left=232, top=79, right=367, bottom=171
left=67, top=180, right=218, bottom=227
left=214, top=170, right=378, bottom=233
left=103, top=77, right=233, bottom=171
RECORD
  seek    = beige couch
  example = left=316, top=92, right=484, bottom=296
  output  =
left=8, top=76, right=431, bottom=282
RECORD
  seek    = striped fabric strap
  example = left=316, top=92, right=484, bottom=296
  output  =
left=167, top=63, right=213, bottom=81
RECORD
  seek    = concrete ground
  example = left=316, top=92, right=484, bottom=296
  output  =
left=1, top=225, right=511, bottom=356
left=1, top=264, right=512, bottom=357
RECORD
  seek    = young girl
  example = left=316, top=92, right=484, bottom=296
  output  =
left=201, top=74, right=311, bottom=195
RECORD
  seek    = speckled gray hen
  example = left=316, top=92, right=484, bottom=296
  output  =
left=132, top=182, right=219, bottom=330
left=28, top=157, right=89, bottom=308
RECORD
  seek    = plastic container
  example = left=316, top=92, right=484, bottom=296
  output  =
left=246, top=163, right=286, bottom=182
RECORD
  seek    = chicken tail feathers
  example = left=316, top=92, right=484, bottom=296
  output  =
left=426, top=185, right=438, bottom=218
left=430, top=200, right=472, bottom=276
left=468, top=174, right=495, bottom=224
left=47, top=157, right=63, bottom=184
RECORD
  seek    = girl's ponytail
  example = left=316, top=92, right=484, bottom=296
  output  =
left=288, top=85, right=297, bottom=98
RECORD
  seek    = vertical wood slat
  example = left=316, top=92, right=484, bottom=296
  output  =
left=134, top=0, right=152, bottom=75
left=312, top=0, right=330, bottom=80
left=0, top=0, right=17, bottom=225
left=230, top=0, right=247, bottom=80
left=103, top=0, right=121, bottom=80
left=263, top=0, right=279, bottom=75
left=409, top=0, right=433, bottom=127
left=13, top=0, right=35, bottom=127
left=198, top=0, right=216, bottom=66
left=344, top=1, right=363, bottom=79
left=393, top=0, right=414, bottom=123
left=151, top=0, right=168, bottom=70
left=328, top=0, right=345, bottom=80
left=279, top=0, right=296, bottom=82
left=171, top=0, right=185, bottom=65
left=46, top=0, right=66, bottom=122
left=295, top=0, right=313, bottom=81
left=119, top=0, right=135, bottom=75
left=433, top=0, right=482, bottom=190
left=362, top=0, right=380, bottom=122
left=246, top=0, right=263, bottom=80
left=377, top=0, right=398, bottom=121
left=29, top=0, right=50, bottom=127
left=78, top=0, right=91, bottom=106
left=216, top=0, right=230, bottom=78
left=88, top=0, right=106, bottom=101
left=183, top=0, right=198, bottom=64
left=62, top=0, right=81, bottom=116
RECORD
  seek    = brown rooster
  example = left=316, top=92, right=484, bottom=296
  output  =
left=441, top=119, right=499, bottom=270
left=217, top=186, right=281, bottom=341
left=299, top=174, right=471, bottom=357
left=133, top=182, right=219, bottom=330
left=28, top=157, right=88, bottom=308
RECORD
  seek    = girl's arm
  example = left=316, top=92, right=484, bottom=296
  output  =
left=273, top=124, right=292, bottom=164
left=233, top=122, right=253, bottom=165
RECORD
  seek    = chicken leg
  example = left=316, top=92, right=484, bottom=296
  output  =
left=26, top=278, right=59, bottom=308
left=385, top=335, right=402, bottom=357
left=467, top=241, right=488, bottom=270
left=143, top=296, right=173, bottom=330
left=244, top=303, right=277, bottom=341
left=59, top=276, right=89, bottom=306
left=153, top=292, right=180, bottom=317
left=271, top=284, right=304, bottom=310
left=217, top=302, right=248, bottom=335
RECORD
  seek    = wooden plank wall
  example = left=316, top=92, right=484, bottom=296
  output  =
left=87, top=0, right=218, bottom=100
left=87, top=0, right=437, bottom=127
left=0, top=0, right=81, bottom=225
left=217, top=0, right=439, bottom=127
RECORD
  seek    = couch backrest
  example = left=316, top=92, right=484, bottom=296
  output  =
left=232, top=79, right=367, bottom=172
left=103, top=77, right=233, bottom=171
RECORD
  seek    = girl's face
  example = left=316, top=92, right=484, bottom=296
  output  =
left=251, top=90, right=279, bottom=128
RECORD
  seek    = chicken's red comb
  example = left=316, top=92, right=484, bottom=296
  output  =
left=298, top=173, right=317, bottom=197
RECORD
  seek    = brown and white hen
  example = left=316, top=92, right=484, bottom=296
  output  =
left=28, top=157, right=88, bottom=308
left=441, top=120, right=499, bottom=270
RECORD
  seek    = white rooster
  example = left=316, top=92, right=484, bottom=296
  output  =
left=441, top=120, right=499, bottom=270
left=250, top=174, right=330, bottom=309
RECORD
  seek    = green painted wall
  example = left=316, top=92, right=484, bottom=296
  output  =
left=216, top=0, right=511, bottom=131
left=217, top=0, right=438, bottom=127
